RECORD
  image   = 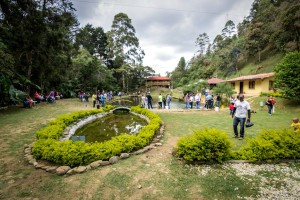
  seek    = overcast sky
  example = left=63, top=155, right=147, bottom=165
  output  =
left=71, top=0, right=253, bottom=76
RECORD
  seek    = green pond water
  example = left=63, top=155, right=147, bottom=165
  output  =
left=74, top=112, right=148, bottom=143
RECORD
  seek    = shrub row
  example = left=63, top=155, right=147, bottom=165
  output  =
left=32, top=106, right=162, bottom=167
left=260, top=91, right=283, bottom=97
left=239, top=129, right=300, bottom=162
left=175, top=128, right=232, bottom=163
left=175, top=128, right=300, bottom=163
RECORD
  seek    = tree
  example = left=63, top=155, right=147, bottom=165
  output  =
left=74, top=24, right=109, bottom=63
left=222, top=20, right=236, bottom=38
left=0, top=0, right=78, bottom=94
left=107, top=13, right=144, bottom=90
left=71, top=48, right=115, bottom=92
left=195, top=33, right=209, bottom=56
left=171, top=57, right=187, bottom=87
left=274, top=51, right=300, bottom=99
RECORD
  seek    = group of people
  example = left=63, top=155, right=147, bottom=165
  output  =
left=183, top=91, right=221, bottom=110
left=23, top=90, right=60, bottom=108
left=90, top=90, right=113, bottom=108
left=141, top=92, right=172, bottom=109
left=157, top=93, right=172, bottom=109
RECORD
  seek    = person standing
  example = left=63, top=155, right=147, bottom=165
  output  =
left=185, top=93, right=189, bottom=109
left=92, top=93, right=97, bottom=107
left=158, top=94, right=163, bottom=109
left=162, top=96, right=166, bottom=109
left=141, top=94, right=146, bottom=108
left=146, top=92, right=153, bottom=109
left=195, top=93, right=201, bottom=109
left=232, top=94, right=251, bottom=140
left=166, top=94, right=171, bottom=109
left=216, top=94, right=221, bottom=108
left=189, top=93, right=194, bottom=109
left=266, top=96, right=274, bottom=116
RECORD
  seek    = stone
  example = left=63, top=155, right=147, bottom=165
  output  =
left=86, top=165, right=91, bottom=170
left=24, top=148, right=31, bottom=154
left=46, top=166, right=58, bottom=173
left=35, top=164, right=44, bottom=169
left=73, top=166, right=87, bottom=173
left=109, top=156, right=120, bottom=164
left=28, top=158, right=36, bottom=164
left=99, top=161, right=110, bottom=166
left=90, top=160, right=102, bottom=168
left=41, top=165, right=49, bottom=170
left=120, top=153, right=130, bottom=159
left=154, top=143, right=163, bottom=146
left=56, top=166, right=71, bottom=175
left=66, top=169, right=75, bottom=175
left=33, top=162, right=38, bottom=167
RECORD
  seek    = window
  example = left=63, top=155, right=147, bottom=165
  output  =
left=231, top=82, right=235, bottom=88
left=249, top=80, right=255, bottom=89
left=269, top=81, right=274, bottom=90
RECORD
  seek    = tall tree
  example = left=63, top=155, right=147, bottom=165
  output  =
left=195, top=33, right=209, bottom=56
left=107, top=12, right=144, bottom=90
left=74, top=24, right=109, bottom=63
left=222, top=20, right=236, bottom=38
left=274, top=51, right=300, bottom=99
left=0, top=0, right=78, bottom=94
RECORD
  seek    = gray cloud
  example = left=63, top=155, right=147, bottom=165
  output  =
left=71, top=0, right=253, bottom=75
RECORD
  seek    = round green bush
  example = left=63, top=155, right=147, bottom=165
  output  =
left=239, top=128, right=300, bottom=162
left=175, top=128, right=232, bottom=163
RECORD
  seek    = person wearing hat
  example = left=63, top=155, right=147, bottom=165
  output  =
left=231, top=94, right=251, bottom=140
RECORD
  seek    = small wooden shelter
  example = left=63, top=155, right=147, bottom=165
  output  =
left=145, top=76, right=171, bottom=88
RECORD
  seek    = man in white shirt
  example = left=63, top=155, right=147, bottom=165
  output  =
left=232, top=94, right=251, bottom=140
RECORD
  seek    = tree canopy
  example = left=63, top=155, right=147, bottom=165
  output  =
left=0, top=3, right=154, bottom=105
left=274, top=51, right=300, bottom=99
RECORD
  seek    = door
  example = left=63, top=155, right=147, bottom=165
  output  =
left=239, top=82, right=244, bottom=94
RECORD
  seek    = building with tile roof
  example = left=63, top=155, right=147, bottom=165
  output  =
left=226, top=72, right=275, bottom=95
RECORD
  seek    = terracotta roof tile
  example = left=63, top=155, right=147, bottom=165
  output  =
left=146, top=76, right=171, bottom=81
left=226, top=72, right=274, bottom=82
left=207, top=77, right=224, bottom=84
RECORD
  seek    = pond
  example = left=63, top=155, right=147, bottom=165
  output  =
left=73, top=112, right=148, bottom=143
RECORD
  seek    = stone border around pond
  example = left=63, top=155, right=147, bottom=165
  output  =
left=24, top=117, right=165, bottom=176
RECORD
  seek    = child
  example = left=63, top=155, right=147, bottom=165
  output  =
left=229, top=102, right=234, bottom=115
left=291, top=118, right=300, bottom=133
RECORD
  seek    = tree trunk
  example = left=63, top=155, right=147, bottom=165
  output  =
left=122, top=72, right=125, bottom=91
left=26, top=51, right=33, bottom=94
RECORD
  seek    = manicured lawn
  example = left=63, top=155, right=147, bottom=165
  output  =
left=0, top=97, right=299, bottom=199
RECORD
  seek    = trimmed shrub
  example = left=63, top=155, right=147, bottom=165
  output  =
left=175, top=128, right=232, bottom=163
left=239, top=129, right=300, bottom=162
left=31, top=106, right=162, bottom=167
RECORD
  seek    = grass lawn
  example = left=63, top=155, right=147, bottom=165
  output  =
left=0, top=97, right=299, bottom=199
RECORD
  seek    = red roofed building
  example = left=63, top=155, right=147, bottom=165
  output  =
left=207, top=77, right=224, bottom=85
left=146, top=76, right=171, bottom=88
left=226, top=72, right=275, bottom=95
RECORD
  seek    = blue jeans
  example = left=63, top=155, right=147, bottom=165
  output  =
left=185, top=101, right=189, bottom=109
left=233, top=117, right=246, bottom=138
left=268, top=104, right=273, bottom=115
left=196, top=101, right=200, bottom=109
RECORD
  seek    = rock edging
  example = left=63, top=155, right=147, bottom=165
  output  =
left=24, top=124, right=165, bottom=176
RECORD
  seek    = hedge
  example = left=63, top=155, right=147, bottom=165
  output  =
left=32, top=106, right=162, bottom=167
